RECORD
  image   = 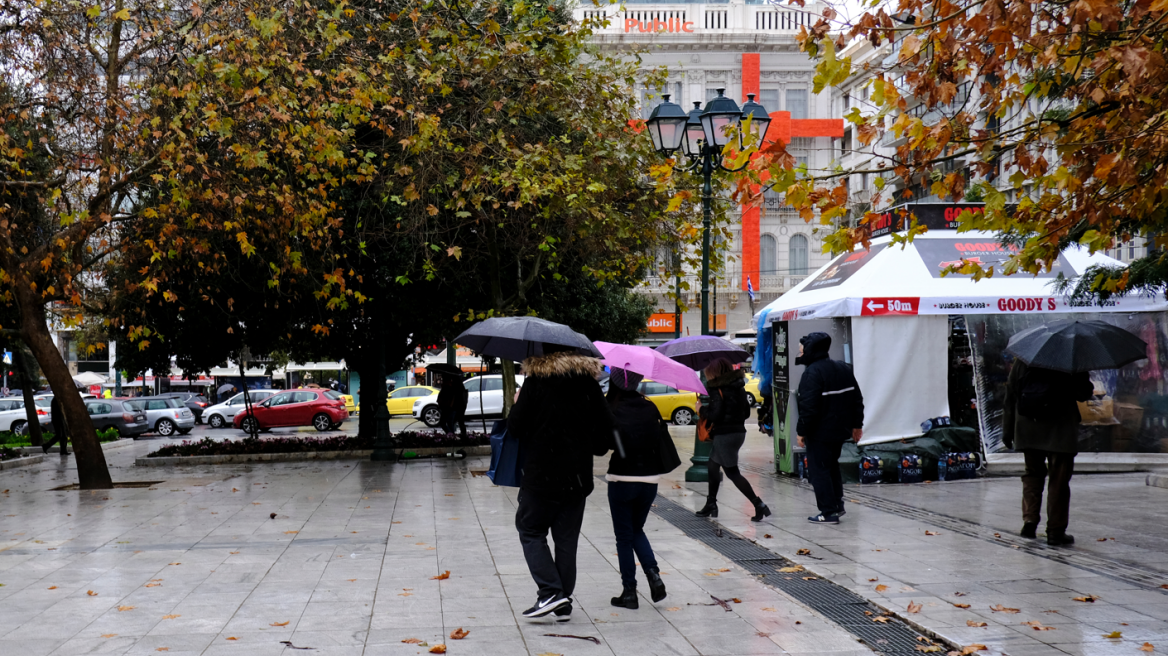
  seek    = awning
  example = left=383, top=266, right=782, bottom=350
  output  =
left=284, top=362, right=346, bottom=372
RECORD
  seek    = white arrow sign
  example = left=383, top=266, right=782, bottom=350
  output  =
left=866, top=300, right=884, bottom=312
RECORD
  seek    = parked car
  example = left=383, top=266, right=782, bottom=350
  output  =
left=743, top=373, right=761, bottom=407
left=638, top=380, right=698, bottom=426
left=386, top=386, right=437, bottom=416
left=411, top=375, right=525, bottom=428
left=203, top=390, right=279, bottom=429
left=131, top=396, right=196, bottom=436
left=232, top=388, right=348, bottom=433
left=158, top=392, right=211, bottom=423
left=85, top=400, right=149, bottom=438
left=0, top=398, right=51, bottom=434
left=340, top=394, right=356, bottom=415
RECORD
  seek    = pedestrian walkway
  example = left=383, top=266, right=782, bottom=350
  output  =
left=0, top=432, right=1165, bottom=656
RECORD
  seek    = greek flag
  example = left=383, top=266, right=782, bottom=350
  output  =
left=746, top=276, right=755, bottom=303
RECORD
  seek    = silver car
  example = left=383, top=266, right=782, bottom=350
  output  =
left=203, top=390, right=278, bottom=429
left=131, top=396, right=196, bottom=437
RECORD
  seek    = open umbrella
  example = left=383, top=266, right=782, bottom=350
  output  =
left=217, top=383, right=237, bottom=396
left=72, top=371, right=107, bottom=387
left=455, top=316, right=602, bottom=362
left=426, top=363, right=464, bottom=377
left=1006, top=320, right=1147, bottom=373
left=656, top=335, right=749, bottom=371
left=594, top=342, right=706, bottom=394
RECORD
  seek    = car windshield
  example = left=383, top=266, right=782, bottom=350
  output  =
left=34, top=397, right=52, bottom=408
left=323, top=390, right=342, bottom=400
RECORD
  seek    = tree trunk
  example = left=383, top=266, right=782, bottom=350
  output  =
left=16, top=348, right=44, bottom=447
left=356, top=353, right=376, bottom=439
left=15, top=291, right=112, bottom=488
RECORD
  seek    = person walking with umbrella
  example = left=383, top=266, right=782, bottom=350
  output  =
left=694, top=358, right=771, bottom=522
left=508, top=342, right=614, bottom=621
left=1003, top=320, right=1147, bottom=546
left=436, top=373, right=468, bottom=438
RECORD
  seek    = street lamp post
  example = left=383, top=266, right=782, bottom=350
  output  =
left=645, top=89, right=771, bottom=481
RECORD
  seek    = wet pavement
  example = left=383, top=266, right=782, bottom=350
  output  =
left=0, top=428, right=1164, bottom=655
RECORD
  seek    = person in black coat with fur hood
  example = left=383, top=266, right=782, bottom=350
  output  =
left=694, top=358, right=771, bottom=522
left=508, top=344, right=614, bottom=621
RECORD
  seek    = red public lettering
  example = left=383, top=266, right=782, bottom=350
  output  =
left=1048, top=298, right=1056, bottom=311
left=997, top=297, right=1051, bottom=312
left=625, top=18, right=638, bottom=31
left=682, top=20, right=694, bottom=32
left=624, top=18, right=699, bottom=33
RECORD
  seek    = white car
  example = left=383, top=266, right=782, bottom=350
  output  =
left=0, top=398, right=50, bottom=434
left=411, top=375, right=525, bottom=428
left=203, top=390, right=279, bottom=429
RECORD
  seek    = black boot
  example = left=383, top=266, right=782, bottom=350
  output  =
left=750, top=498, right=772, bottom=522
left=644, top=567, right=667, bottom=603
left=611, top=587, right=639, bottom=609
left=1047, top=532, right=1075, bottom=546
left=1021, top=522, right=1038, bottom=539
left=695, top=501, right=718, bottom=518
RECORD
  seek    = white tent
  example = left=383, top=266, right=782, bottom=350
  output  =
left=757, top=230, right=1168, bottom=445
left=72, top=372, right=107, bottom=387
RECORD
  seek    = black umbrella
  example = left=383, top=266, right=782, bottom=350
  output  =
left=426, top=363, right=464, bottom=377
left=656, top=335, right=749, bottom=371
left=1006, top=320, right=1147, bottom=373
left=455, top=317, right=602, bottom=362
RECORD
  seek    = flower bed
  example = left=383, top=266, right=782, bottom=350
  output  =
left=145, top=431, right=489, bottom=458
left=0, top=446, right=22, bottom=462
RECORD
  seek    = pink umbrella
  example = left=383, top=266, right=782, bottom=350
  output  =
left=594, top=342, right=707, bottom=395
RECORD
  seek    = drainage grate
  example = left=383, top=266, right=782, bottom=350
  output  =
left=651, top=495, right=949, bottom=656
left=738, top=463, right=1168, bottom=593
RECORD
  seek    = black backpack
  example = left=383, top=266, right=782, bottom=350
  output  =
left=1017, top=369, right=1064, bottom=421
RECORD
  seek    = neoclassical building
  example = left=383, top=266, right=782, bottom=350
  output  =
left=575, top=0, right=839, bottom=337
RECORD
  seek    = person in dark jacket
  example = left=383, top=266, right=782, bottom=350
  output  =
left=605, top=367, right=669, bottom=609
left=437, top=374, right=468, bottom=437
left=795, top=332, right=864, bottom=524
left=42, top=395, right=69, bottom=456
left=1002, top=359, right=1093, bottom=546
left=508, top=345, right=614, bottom=620
left=694, top=358, right=770, bottom=522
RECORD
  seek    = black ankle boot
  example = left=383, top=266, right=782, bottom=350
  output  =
left=611, top=587, right=638, bottom=609
left=1021, top=522, right=1038, bottom=539
left=751, top=498, right=772, bottom=522
left=644, top=567, right=667, bottom=603
left=695, top=501, right=718, bottom=518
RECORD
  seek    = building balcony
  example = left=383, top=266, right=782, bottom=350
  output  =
left=575, top=1, right=822, bottom=37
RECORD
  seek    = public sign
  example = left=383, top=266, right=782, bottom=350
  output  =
left=1, top=351, right=10, bottom=365
left=868, top=203, right=1019, bottom=239
left=624, top=18, right=695, bottom=33
left=860, top=297, right=920, bottom=316
left=647, top=313, right=679, bottom=333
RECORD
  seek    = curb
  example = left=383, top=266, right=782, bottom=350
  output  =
left=1147, top=471, right=1168, bottom=489
left=16, top=438, right=136, bottom=456
left=0, top=454, right=46, bottom=471
left=135, top=445, right=491, bottom=466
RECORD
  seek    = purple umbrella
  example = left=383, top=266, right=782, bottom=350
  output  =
left=656, top=335, right=748, bottom=371
left=594, top=342, right=707, bottom=395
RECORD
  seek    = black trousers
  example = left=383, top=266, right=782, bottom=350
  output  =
left=607, top=482, right=658, bottom=589
left=806, top=438, right=844, bottom=515
left=515, top=490, right=587, bottom=599
left=440, top=412, right=466, bottom=437
left=1022, top=450, right=1075, bottom=535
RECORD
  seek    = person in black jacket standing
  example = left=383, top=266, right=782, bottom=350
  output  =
left=795, top=332, right=864, bottom=524
left=605, top=367, right=669, bottom=609
left=509, top=345, right=614, bottom=621
left=694, top=358, right=770, bottom=522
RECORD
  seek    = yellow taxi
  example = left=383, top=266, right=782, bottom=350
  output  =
left=743, top=372, right=762, bottom=407
left=340, top=394, right=357, bottom=415
left=637, top=380, right=698, bottom=426
left=386, top=385, right=438, bottom=416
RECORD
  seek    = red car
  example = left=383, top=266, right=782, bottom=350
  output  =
left=232, top=389, right=348, bottom=433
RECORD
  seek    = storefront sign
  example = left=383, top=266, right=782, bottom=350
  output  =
left=804, top=244, right=887, bottom=291
left=914, top=239, right=1074, bottom=279
left=860, top=297, right=920, bottom=316
left=647, top=313, right=679, bottom=333
left=624, top=18, right=695, bottom=33
left=709, top=314, right=727, bottom=331
left=869, top=203, right=1019, bottom=238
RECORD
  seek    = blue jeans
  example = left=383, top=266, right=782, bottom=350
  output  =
left=607, top=481, right=659, bottom=589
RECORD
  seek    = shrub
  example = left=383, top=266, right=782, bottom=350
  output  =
left=145, top=430, right=489, bottom=457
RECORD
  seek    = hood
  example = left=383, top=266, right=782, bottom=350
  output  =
left=707, top=368, right=746, bottom=389
left=522, top=352, right=603, bottom=379
left=796, top=332, right=831, bottom=366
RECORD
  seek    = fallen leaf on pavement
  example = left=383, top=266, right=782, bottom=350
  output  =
left=232, top=488, right=238, bottom=492
left=270, top=513, right=277, bottom=519
left=916, top=646, right=943, bottom=653
left=667, top=607, right=681, bottom=611
left=230, top=551, right=239, bottom=555
left=779, top=566, right=804, bottom=573
left=101, top=634, right=117, bottom=638
left=117, top=606, right=135, bottom=612
left=1161, top=585, right=1168, bottom=590
left=402, top=638, right=422, bottom=644
left=902, top=586, right=916, bottom=591
left=47, top=586, right=57, bottom=590
left=87, top=590, right=98, bottom=596
left=869, top=578, right=879, bottom=582
left=168, top=563, right=181, bottom=566
left=156, top=649, right=169, bottom=652
left=162, top=615, right=180, bottom=620
left=1103, top=632, right=1123, bottom=639
left=431, top=571, right=451, bottom=580
left=803, top=576, right=818, bottom=580
left=271, top=621, right=289, bottom=627
left=954, top=603, right=971, bottom=609
left=993, top=533, right=1001, bottom=538
left=398, top=592, right=413, bottom=597
left=1140, top=643, right=1154, bottom=652
left=283, top=531, right=298, bottom=535
left=907, top=601, right=922, bottom=614
left=967, top=621, right=988, bottom=628
left=796, top=548, right=812, bottom=555
left=429, top=645, right=446, bottom=653
left=450, top=628, right=469, bottom=640
left=763, top=534, right=773, bottom=538
left=717, top=568, right=731, bottom=572
left=761, top=607, right=776, bottom=612
left=1074, top=596, right=1098, bottom=603
left=961, top=644, right=988, bottom=655
left=731, top=598, right=742, bottom=603
left=1023, top=621, right=1056, bottom=631
left=226, top=637, right=238, bottom=641
left=925, top=530, right=939, bottom=536
left=954, top=592, right=966, bottom=597
left=990, top=604, right=1020, bottom=613
left=872, top=616, right=891, bottom=623
left=876, top=585, right=889, bottom=593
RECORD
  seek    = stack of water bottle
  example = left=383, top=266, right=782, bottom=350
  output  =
left=920, top=415, right=952, bottom=433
